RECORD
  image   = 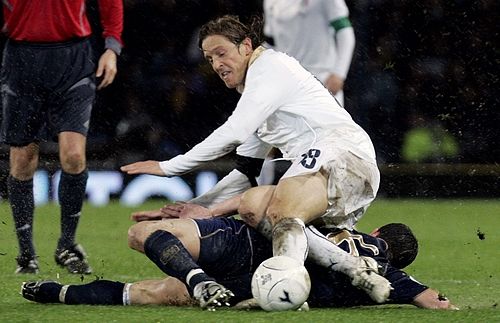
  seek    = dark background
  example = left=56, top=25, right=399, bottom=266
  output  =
left=1, top=0, right=499, bottom=197
left=90, top=0, right=499, bottom=164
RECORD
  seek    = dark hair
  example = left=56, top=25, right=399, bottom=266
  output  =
left=198, top=15, right=264, bottom=50
left=377, top=223, right=418, bottom=269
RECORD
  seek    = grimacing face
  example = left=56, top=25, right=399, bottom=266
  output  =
left=202, top=35, right=253, bottom=89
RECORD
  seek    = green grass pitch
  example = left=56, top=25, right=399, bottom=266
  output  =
left=1, top=199, right=499, bottom=322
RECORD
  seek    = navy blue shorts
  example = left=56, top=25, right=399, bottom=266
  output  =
left=0, top=38, right=96, bottom=146
left=193, top=218, right=272, bottom=301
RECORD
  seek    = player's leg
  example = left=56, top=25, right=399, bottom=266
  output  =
left=128, top=219, right=200, bottom=256
left=266, top=171, right=329, bottom=264
left=240, top=183, right=375, bottom=272
left=55, top=131, right=92, bottom=274
left=240, top=178, right=369, bottom=270
left=194, top=218, right=272, bottom=304
left=128, top=219, right=232, bottom=309
left=22, top=280, right=125, bottom=305
left=240, top=169, right=391, bottom=303
left=239, top=185, right=276, bottom=239
left=1, top=41, right=45, bottom=274
left=129, top=277, right=193, bottom=306
left=8, top=144, right=40, bottom=273
left=50, top=38, right=95, bottom=274
left=21, top=277, right=193, bottom=306
left=303, top=152, right=389, bottom=303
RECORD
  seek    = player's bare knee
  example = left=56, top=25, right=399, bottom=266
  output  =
left=239, top=203, right=264, bottom=228
left=128, top=222, right=149, bottom=252
left=239, top=211, right=259, bottom=228
left=238, top=196, right=256, bottom=225
left=239, top=186, right=274, bottom=226
left=60, top=151, right=86, bottom=174
left=9, top=146, right=38, bottom=179
left=239, top=190, right=253, bottom=213
left=10, top=165, right=36, bottom=180
left=265, top=205, right=286, bottom=226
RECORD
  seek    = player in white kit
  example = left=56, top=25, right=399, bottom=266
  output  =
left=121, top=15, right=390, bottom=308
left=263, top=0, right=355, bottom=106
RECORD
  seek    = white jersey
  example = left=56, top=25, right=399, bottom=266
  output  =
left=160, top=49, right=375, bottom=177
left=264, top=0, right=353, bottom=83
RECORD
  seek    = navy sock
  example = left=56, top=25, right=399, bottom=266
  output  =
left=57, top=170, right=88, bottom=250
left=7, top=176, right=36, bottom=258
left=144, top=230, right=214, bottom=294
left=34, top=282, right=63, bottom=303
left=64, top=280, right=125, bottom=305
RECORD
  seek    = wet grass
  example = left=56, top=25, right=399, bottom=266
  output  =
left=0, top=199, right=499, bottom=322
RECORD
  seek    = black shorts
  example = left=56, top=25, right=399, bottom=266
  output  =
left=0, top=38, right=96, bottom=146
left=193, top=218, right=272, bottom=302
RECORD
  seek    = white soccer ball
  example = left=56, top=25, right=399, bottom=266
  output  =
left=251, top=255, right=311, bottom=311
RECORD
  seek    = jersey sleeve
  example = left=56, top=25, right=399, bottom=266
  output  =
left=188, top=169, right=252, bottom=207
left=236, top=133, right=273, bottom=159
left=98, top=0, right=124, bottom=54
left=385, top=266, right=429, bottom=304
left=323, top=0, right=350, bottom=24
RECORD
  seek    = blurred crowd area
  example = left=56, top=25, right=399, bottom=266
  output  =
left=1, top=0, right=498, bottom=166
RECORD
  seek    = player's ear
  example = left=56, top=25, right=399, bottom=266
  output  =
left=241, top=37, right=253, bottom=55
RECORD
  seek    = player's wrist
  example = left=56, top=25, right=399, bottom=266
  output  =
left=105, top=37, right=122, bottom=56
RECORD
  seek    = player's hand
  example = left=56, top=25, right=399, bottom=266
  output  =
left=324, top=74, right=344, bottom=95
left=96, top=49, right=118, bottom=90
left=121, top=160, right=165, bottom=176
left=161, top=202, right=213, bottom=219
left=412, top=288, right=459, bottom=310
left=131, top=209, right=165, bottom=222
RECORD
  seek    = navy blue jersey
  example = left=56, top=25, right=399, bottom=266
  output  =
left=194, top=218, right=427, bottom=307
left=308, top=228, right=428, bottom=307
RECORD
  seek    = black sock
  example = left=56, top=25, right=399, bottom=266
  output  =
left=57, top=170, right=88, bottom=250
left=35, top=282, right=63, bottom=303
left=144, top=230, right=214, bottom=295
left=64, top=280, right=125, bottom=305
left=7, top=176, right=36, bottom=259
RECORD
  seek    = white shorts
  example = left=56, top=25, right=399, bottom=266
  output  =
left=281, top=146, right=380, bottom=230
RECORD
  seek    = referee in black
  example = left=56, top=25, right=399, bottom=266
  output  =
left=0, top=0, right=123, bottom=274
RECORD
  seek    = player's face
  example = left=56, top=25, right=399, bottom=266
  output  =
left=202, top=35, right=252, bottom=89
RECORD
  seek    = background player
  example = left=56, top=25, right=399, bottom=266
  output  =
left=263, top=0, right=355, bottom=106
left=0, top=0, right=123, bottom=274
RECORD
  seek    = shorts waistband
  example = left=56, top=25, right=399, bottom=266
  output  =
left=7, top=37, right=90, bottom=49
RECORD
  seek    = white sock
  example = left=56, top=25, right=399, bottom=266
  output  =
left=306, top=226, right=359, bottom=275
left=272, top=218, right=308, bottom=264
left=122, top=283, right=132, bottom=305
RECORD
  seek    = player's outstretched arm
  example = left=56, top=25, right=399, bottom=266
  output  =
left=160, top=194, right=242, bottom=219
left=121, top=160, right=164, bottom=176
left=161, top=202, right=213, bottom=219
left=412, top=288, right=459, bottom=310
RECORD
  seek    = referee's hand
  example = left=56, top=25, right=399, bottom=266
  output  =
left=96, top=49, right=118, bottom=89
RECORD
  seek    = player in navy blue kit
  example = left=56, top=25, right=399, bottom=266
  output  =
left=21, top=217, right=455, bottom=310
left=306, top=225, right=427, bottom=308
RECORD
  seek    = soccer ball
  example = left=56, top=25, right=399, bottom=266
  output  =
left=251, top=255, right=311, bottom=311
